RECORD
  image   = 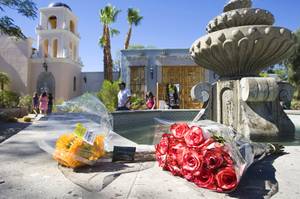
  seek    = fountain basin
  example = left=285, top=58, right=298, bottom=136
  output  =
left=190, top=25, right=296, bottom=78
left=112, top=110, right=300, bottom=146
left=207, top=8, right=274, bottom=33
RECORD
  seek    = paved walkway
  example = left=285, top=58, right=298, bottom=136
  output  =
left=0, top=113, right=300, bottom=199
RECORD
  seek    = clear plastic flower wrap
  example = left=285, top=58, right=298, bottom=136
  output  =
left=38, top=93, right=156, bottom=192
left=37, top=93, right=113, bottom=168
left=154, top=120, right=283, bottom=193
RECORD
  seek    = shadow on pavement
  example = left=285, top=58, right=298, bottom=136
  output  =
left=0, top=121, right=31, bottom=143
left=229, top=154, right=287, bottom=199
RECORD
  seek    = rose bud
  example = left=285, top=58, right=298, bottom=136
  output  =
left=215, top=167, right=237, bottom=191
left=194, top=167, right=216, bottom=190
left=203, top=148, right=224, bottom=170
left=184, top=126, right=204, bottom=148
left=182, top=150, right=203, bottom=174
left=170, top=123, right=190, bottom=140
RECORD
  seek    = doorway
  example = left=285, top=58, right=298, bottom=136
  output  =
left=157, top=66, right=205, bottom=109
left=36, top=72, right=55, bottom=96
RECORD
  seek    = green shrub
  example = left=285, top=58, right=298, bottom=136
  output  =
left=97, top=80, right=120, bottom=112
left=0, top=90, right=20, bottom=108
left=291, top=100, right=300, bottom=110
left=18, top=95, right=32, bottom=112
left=23, top=116, right=31, bottom=122
left=6, top=117, right=18, bottom=123
left=52, top=98, right=64, bottom=113
left=130, top=95, right=146, bottom=110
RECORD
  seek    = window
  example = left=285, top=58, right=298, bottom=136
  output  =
left=43, top=39, right=49, bottom=57
left=70, top=20, right=75, bottom=33
left=48, top=16, right=57, bottom=29
left=52, top=39, right=58, bottom=58
left=73, top=76, right=76, bottom=91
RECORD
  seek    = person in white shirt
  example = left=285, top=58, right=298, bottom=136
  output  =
left=117, top=82, right=131, bottom=111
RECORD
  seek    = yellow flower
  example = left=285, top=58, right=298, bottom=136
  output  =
left=53, top=133, right=105, bottom=168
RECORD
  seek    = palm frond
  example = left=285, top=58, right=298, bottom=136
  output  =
left=100, top=4, right=121, bottom=25
left=99, top=36, right=106, bottom=47
left=127, top=8, right=143, bottom=26
left=110, top=28, right=120, bottom=37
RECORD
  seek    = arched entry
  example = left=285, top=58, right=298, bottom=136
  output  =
left=37, top=72, right=55, bottom=96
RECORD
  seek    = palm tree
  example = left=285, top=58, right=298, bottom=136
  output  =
left=0, top=72, right=10, bottom=91
left=99, top=4, right=120, bottom=81
left=124, top=8, right=143, bottom=50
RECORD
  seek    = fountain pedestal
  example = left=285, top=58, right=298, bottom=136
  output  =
left=197, top=78, right=294, bottom=140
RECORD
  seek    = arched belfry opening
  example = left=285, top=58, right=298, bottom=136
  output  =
left=43, top=39, right=49, bottom=57
left=52, top=39, right=58, bottom=58
left=70, top=20, right=75, bottom=33
left=48, top=16, right=57, bottom=29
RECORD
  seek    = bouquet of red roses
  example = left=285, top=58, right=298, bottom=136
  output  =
left=155, top=120, right=283, bottom=193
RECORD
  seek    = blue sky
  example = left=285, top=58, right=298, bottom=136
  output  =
left=5, top=0, right=300, bottom=72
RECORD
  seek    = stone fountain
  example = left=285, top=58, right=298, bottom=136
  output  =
left=190, top=0, right=297, bottom=140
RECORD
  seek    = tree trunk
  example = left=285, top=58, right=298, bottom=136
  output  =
left=103, top=25, right=109, bottom=81
left=105, top=26, right=113, bottom=82
left=124, top=25, right=132, bottom=50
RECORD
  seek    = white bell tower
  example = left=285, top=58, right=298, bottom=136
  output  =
left=36, top=2, right=79, bottom=61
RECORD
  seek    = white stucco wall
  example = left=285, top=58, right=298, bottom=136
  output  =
left=0, top=36, right=32, bottom=95
left=81, top=72, right=119, bottom=93
left=30, top=59, right=82, bottom=100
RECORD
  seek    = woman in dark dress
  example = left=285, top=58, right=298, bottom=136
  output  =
left=32, top=92, right=39, bottom=117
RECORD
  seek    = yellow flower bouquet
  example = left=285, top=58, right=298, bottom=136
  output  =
left=53, top=123, right=106, bottom=168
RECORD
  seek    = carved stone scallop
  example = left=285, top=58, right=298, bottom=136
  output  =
left=207, top=8, right=274, bottom=33
left=190, top=26, right=297, bottom=78
left=223, top=0, right=252, bottom=12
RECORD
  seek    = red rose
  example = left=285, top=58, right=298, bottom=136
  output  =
left=155, top=133, right=170, bottom=155
left=182, top=150, right=203, bottom=174
left=170, top=123, right=190, bottom=139
left=184, top=126, right=204, bottom=148
left=194, top=167, right=216, bottom=190
left=215, top=167, right=237, bottom=191
left=203, top=148, right=224, bottom=170
left=168, top=141, right=186, bottom=166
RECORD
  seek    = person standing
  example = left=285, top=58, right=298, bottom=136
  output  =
left=39, top=92, right=48, bottom=115
left=32, top=92, right=39, bottom=117
left=47, top=93, right=54, bottom=114
left=146, top=91, right=156, bottom=110
left=117, top=82, right=131, bottom=111
left=166, top=84, right=179, bottom=109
